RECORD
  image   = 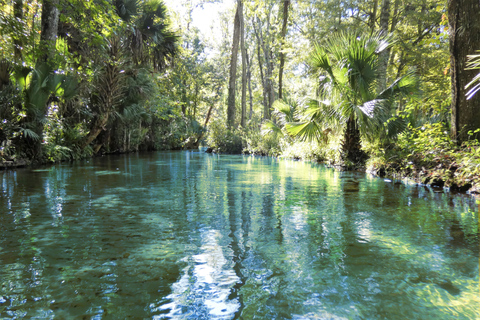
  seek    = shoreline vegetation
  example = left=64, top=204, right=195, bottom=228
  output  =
left=3, top=137, right=480, bottom=196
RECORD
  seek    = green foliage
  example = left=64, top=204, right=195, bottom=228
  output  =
left=244, top=125, right=281, bottom=156
left=206, top=119, right=243, bottom=154
left=281, top=141, right=325, bottom=162
left=115, top=0, right=179, bottom=70
left=367, top=123, right=480, bottom=189
left=287, top=32, right=417, bottom=166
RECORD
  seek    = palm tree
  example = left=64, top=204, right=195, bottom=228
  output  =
left=115, top=0, right=178, bottom=71
left=287, top=32, right=416, bottom=166
left=81, top=0, right=179, bottom=152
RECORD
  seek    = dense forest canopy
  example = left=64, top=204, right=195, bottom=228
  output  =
left=0, top=0, right=479, bottom=189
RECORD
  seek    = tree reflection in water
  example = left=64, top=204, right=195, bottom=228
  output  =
left=0, top=152, right=478, bottom=319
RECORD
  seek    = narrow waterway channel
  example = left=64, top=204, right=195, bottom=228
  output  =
left=1, top=151, right=478, bottom=319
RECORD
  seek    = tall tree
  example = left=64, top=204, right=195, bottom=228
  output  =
left=253, top=13, right=274, bottom=120
left=368, top=0, right=379, bottom=30
left=254, top=31, right=268, bottom=118
left=278, top=0, right=290, bottom=100
left=227, top=1, right=241, bottom=128
left=38, top=0, right=59, bottom=63
left=246, top=50, right=254, bottom=120
left=376, top=0, right=390, bottom=93
left=448, top=0, right=480, bottom=141
left=239, top=0, right=247, bottom=127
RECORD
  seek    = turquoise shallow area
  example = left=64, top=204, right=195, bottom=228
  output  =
left=0, top=151, right=478, bottom=319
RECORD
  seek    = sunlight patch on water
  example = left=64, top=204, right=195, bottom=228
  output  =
left=354, top=212, right=372, bottom=243
left=156, top=229, right=240, bottom=319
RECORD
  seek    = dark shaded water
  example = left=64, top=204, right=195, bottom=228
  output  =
left=0, top=151, right=479, bottom=319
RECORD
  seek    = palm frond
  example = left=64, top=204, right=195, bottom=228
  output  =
left=285, top=121, right=323, bottom=142
left=17, top=127, right=40, bottom=141
left=115, top=0, right=138, bottom=22
left=309, top=43, right=334, bottom=79
left=466, top=52, right=480, bottom=70
left=261, top=120, right=283, bottom=136
left=383, top=115, right=408, bottom=140
left=379, top=70, right=418, bottom=100
left=272, top=99, right=298, bottom=126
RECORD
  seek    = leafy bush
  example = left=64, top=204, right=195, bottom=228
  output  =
left=280, top=136, right=343, bottom=164
left=205, top=119, right=243, bottom=154
left=366, top=123, right=480, bottom=190
left=242, top=124, right=282, bottom=156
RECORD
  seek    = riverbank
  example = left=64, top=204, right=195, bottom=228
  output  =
left=3, top=143, right=480, bottom=196
left=0, top=159, right=29, bottom=169
left=206, top=144, right=480, bottom=196
left=367, top=163, right=480, bottom=194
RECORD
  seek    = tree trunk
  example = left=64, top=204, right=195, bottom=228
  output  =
left=181, top=80, right=187, bottom=115
left=193, top=102, right=216, bottom=147
left=246, top=51, right=254, bottom=120
left=253, top=20, right=268, bottom=119
left=82, top=113, right=110, bottom=149
left=227, top=3, right=241, bottom=128
left=39, top=0, right=59, bottom=64
left=255, top=15, right=274, bottom=120
left=239, top=0, right=247, bottom=127
left=369, top=0, right=378, bottom=30
left=204, top=104, right=215, bottom=128
left=278, top=0, right=290, bottom=100
left=377, top=0, right=390, bottom=93
left=342, top=116, right=366, bottom=166
left=390, top=0, right=400, bottom=33
left=448, top=0, right=480, bottom=142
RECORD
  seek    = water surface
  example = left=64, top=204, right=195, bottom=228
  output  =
left=1, top=151, right=479, bottom=319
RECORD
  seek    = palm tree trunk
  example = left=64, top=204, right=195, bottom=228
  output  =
left=342, top=116, right=366, bottom=165
left=369, top=0, right=378, bottom=30
left=82, top=113, right=109, bottom=149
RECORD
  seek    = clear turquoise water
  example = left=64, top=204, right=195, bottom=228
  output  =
left=0, top=151, right=478, bottom=319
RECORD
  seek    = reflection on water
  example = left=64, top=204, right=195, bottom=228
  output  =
left=157, top=229, right=240, bottom=319
left=0, top=151, right=479, bottom=319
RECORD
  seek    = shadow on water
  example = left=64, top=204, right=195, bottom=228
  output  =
left=0, top=151, right=478, bottom=319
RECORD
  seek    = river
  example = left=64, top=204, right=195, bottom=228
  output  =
left=0, top=151, right=478, bottom=319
